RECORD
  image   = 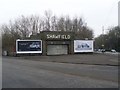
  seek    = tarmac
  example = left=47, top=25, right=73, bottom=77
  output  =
left=9, top=53, right=119, bottom=66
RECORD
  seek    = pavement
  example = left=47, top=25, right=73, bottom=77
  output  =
left=9, top=53, right=119, bottom=66
left=2, top=57, right=118, bottom=88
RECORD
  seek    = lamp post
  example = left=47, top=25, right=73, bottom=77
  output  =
left=101, top=26, right=105, bottom=53
left=118, top=1, right=120, bottom=27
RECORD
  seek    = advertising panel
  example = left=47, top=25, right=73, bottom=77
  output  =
left=16, top=40, right=42, bottom=53
left=74, top=40, right=94, bottom=52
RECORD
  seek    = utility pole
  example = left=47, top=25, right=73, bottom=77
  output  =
left=118, top=1, right=120, bottom=27
left=102, top=26, right=105, bottom=52
left=102, top=26, right=104, bottom=35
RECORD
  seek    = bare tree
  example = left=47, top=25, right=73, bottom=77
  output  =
left=64, top=16, right=72, bottom=32
left=14, top=16, right=31, bottom=38
left=1, top=24, right=16, bottom=51
left=51, top=15, right=58, bottom=31
left=44, top=10, right=52, bottom=31
left=72, top=17, right=78, bottom=32
left=38, top=18, right=46, bottom=32
left=29, top=15, right=40, bottom=35
left=57, top=16, right=65, bottom=31
left=1, top=10, right=94, bottom=52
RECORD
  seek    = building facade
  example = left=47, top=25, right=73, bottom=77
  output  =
left=30, top=31, right=94, bottom=55
left=31, top=31, right=74, bottom=55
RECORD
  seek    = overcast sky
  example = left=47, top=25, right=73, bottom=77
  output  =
left=0, top=0, right=119, bottom=37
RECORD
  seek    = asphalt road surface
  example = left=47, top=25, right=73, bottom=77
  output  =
left=2, top=56, right=118, bottom=88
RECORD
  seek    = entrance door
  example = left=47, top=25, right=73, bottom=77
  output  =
left=47, top=45, right=68, bottom=55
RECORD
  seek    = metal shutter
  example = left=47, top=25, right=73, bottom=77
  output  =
left=47, top=45, right=68, bottom=55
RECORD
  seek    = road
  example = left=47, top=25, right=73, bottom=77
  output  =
left=19, top=53, right=119, bottom=66
left=2, top=56, right=118, bottom=88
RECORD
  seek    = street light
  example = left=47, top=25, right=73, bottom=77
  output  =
left=102, top=44, right=104, bottom=47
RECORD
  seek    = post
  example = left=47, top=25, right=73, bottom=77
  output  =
left=118, top=1, right=120, bottom=27
left=102, top=26, right=104, bottom=47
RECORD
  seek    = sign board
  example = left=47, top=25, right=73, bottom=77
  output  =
left=74, top=40, right=94, bottom=53
left=16, top=40, right=42, bottom=54
left=46, top=34, right=71, bottom=40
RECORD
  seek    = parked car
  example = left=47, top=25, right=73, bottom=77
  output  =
left=111, top=49, right=116, bottom=53
left=97, top=49, right=105, bottom=52
left=101, top=49, right=105, bottom=52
